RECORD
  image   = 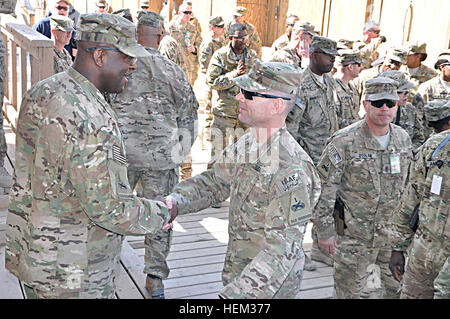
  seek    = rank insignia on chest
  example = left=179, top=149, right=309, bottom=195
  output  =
left=112, top=144, right=128, bottom=166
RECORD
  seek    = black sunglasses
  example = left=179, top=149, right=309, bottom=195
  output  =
left=369, top=29, right=380, bottom=34
left=370, top=99, right=396, bottom=108
left=86, top=46, right=137, bottom=64
left=182, top=11, right=192, bottom=15
left=240, top=88, right=291, bottom=101
left=56, top=6, right=68, bottom=11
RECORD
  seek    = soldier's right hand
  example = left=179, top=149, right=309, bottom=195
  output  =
left=389, top=251, right=405, bottom=282
left=162, top=195, right=178, bottom=230
left=318, top=236, right=338, bottom=255
left=237, top=61, right=246, bottom=76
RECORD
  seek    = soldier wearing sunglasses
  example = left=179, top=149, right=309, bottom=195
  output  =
left=163, top=60, right=321, bottom=298
left=313, top=77, right=413, bottom=299
left=353, top=20, right=386, bottom=70
left=271, top=14, right=299, bottom=53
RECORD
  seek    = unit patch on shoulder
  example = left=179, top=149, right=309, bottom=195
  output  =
left=288, top=192, right=312, bottom=225
left=328, top=145, right=343, bottom=166
left=317, top=156, right=332, bottom=180
left=276, top=172, right=302, bottom=194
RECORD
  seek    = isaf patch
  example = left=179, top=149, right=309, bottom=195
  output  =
left=276, top=172, right=301, bottom=193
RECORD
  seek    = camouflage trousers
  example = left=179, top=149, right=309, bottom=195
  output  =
left=128, top=168, right=178, bottom=280
left=180, top=152, right=192, bottom=181
left=185, top=56, right=199, bottom=87
left=333, top=235, right=400, bottom=299
left=208, top=114, right=249, bottom=169
left=23, top=284, right=116, bottom=299
left=400, top=233, right=449, bottom=299
left=199, top=73, right=213, bottom=144
left=433, top=256, right=450, bottom=299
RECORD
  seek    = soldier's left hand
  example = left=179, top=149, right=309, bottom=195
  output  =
left=318, top=236, right=338, bottom=255
left=162, top=195, right=178, bottom=230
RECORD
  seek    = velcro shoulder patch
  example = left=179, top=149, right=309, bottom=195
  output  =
left=275, top=172, right=302, bottom=195
left=328, top=145, right=343, bottom=166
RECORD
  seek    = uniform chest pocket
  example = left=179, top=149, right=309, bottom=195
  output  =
left=107, top=144, right=133, bottom=200
left=306, top=96, right=327, bottom=126
left=346, top=158, right=376, bottom=192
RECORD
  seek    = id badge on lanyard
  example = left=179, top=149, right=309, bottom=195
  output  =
left=390, top=153, right=401, bottom=174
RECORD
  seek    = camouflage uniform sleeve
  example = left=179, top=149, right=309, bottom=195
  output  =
left=207, top=52, right=239, bottom=90
left=312, top=139, right=345, bottom=240
left=411, top=108, right=425, bottom=150
left=219, top=161, right=321, bottom=299
left=390, top=144, right=427, bottom=251
left=198, top=41, right=213, bottom=73
left=170, top=154, right=233, bottom=215
left=285, top=98, right=306, bottom=144
left=174, top=67, right=199, bottom=156
left=39, top=115, right=170, bottom=236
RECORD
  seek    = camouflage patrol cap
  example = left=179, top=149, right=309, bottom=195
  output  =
left=233, top=6, right=247, bottom=17
left=50, top=15, right=74, bottom=33
left=137, top=10, right=164, bottom=28
left=377, top=70, right=414, bottom=92
left=112, top=8, right=133, bottom=22
left=310, top=35, right=338, bottom=55
left=75, top=13, right=149, bottom=58
left=209, top=16, right=225, bottom=27
left=337, top=39, right=354, bottom=50
left=141, top=0, right=150, bottom=7
left=424, top=100, right=450, bottom=122
left=232, top=59, right=302, bottom=96
left=336, top=49, right=364, bottom=65
left=292, top=21, right=315, bottom=36
left=364, top=77, right=399, bottom=101
left=384, top=46, right=408, bottom=64
left=405, top=41, right=427, bottom=61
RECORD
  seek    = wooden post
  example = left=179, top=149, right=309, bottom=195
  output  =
left=169, top=0, right=173, bottom=21
left=321, top=0, right=326, bottom=36
left=326, top=0, right=332, bottom=37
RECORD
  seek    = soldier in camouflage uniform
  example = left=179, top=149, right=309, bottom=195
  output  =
left=110, top=11, right=198, bottom=299
left=413, top=50, right=450, bottom=140
left=285, top=36, right=339, bottom=269
left=158, top=26, right=187, bottom=75
left=401, top=41, right=438, bottom=103
left=50, top=15, right=74, bottom=74
left=168, top=2, right=202, bottom=87
left=352, top=21, right=386, bottom=70
left=198, top=16, right=226, bottom=148
left=164, top=60, right=321, bottom=298
left=5, top=13, right=171, bottom=299
left=376, top=70, right=425, bottom=149
left=353, top=46, right=408, bottom=112
left=207, top=23, right=257, bottom=169
left=270, top=14, right=299, bottom=53
left=389, top=100, right=449, bottom=299
left=333, top=49, right=364, bottom=128
left=269, top=21, right=315, bottom=70
left=225, top=6, right=262, bottom=58
left=0, top=1, right=14, bottom=195
left=314, top=77, right=413, bottom=298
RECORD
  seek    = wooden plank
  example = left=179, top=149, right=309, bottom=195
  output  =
left=164, top=271, right=222, bottom=289
left=302, top=265, right=333, bottom=280
left=11, top=41, right=17, bottom=109
left=130, top=238, right=227, bottom=252
left=167, top=254, right=226, bottom=269
left=165, top=281, right=223, bottom=299
left=135, top=245, right=228, bottom=260
left=299, top=275, right=334, bottom=291
left=297, top=286, right=333, bottom=299
left=119, top=240, right=152, bottom=299
left=114, top=262, right=144, bottom=299
left=0, top=246, right=25, bottom=299
left=168, top=262, right=224, bottom=279
left=21, top=48, right=27, bottom=97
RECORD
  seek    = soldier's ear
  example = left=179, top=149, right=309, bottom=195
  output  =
left=92, top=48, right=106, bottom=67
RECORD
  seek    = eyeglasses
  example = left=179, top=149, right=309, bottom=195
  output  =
left=287, top=23, right=295, bottom=27
left=344, top=62, right=361, bottom=67
left=240, top=88, right=291, bottom=101
left=86, top=46, right=137, bottom=65
left=388, top=60, right=402, bottom=67
left=55, top=6, right=68, bottom=11
left=369, top=29, right=380, bottom=34
left=141, top=6, right=149, bottom=9
left=397, top=91, right=410, bottom=95
left=230, top=35, right=247, bottom=40
left=182, top=11, right=192, bottom=15
left=370, top=99, right=397, bottom=108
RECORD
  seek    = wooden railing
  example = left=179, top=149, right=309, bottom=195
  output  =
left=1, top=15, right=53, bottom=132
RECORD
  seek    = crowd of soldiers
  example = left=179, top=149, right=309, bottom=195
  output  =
left=0, top=0, right=448, bottom=299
